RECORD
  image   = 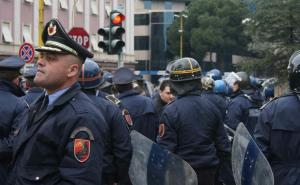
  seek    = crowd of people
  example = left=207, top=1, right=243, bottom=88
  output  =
left=0, top=18, right=299, bottom=185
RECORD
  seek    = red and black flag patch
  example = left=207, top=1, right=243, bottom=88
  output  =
left=74, top=139, right=90, bottom=163
left=122, top=109, right=133, bottom=126
left=158, top=123, right=165, bottom=137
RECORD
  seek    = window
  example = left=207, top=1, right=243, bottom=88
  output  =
left=76, top=0, right=83, bottom=13
left=44, top=0, right=52, bottom=6
left=59, top=0, right=68, bottom=10
left=135, top=36, right=149, bottom=50
left=23, top=24, right=33, bottom=43
left=151, top=13, right=164, bottom=23
left=91, top=0, right=98, bottom=15
left=24, top=0, right=33, bottom=3
left=90, top=34, right=100, bottom=51
left=144, top=1, right=152, bottom=10
left=135, top=60, right=149, bottom=71
left=2, top=22, right=13, bottom=43
left=135, top=14, right=149, bottom=26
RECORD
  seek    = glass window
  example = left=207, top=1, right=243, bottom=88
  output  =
left=151, top=12, right=164, bottom=23
left=2, top=22, right=13, bottom=43
left=91, top=0, right=98, bottom=15
left=23, top=24, right=33, bottom=43
left=165, top=2, right=172, bottom=10
left=44, top=0, right=51, bottom=6
left=59, top=0, right=68, bottom=10
left=76, top=0, right=83, bottom=13
left=135, top=36, right=149, bottom=50
left=135, top=60, right=149, bottom=71
left=144, top=0, right=152, bottom=10
left=135, top=14, right=149, bottom=26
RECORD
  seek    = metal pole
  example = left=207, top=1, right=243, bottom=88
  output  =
left=180, top=15, right=183, bottom=58
left=118, top=52, right=124, bottom=67
left=38, top=0, right=44, bottom=47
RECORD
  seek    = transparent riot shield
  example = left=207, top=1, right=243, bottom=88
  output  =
left=129, top=130, right=198, bottom=185
left=232, top=123, right=274, bottom=185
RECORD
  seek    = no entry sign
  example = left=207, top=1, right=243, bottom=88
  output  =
left=68, top=27, right=90, bottom=49
left=19, top=43, right=35, bottom=63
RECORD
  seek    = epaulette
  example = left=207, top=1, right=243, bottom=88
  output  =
left=105, top=94, right=121, bottom=105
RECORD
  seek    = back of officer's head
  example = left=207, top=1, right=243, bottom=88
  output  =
left=288, top=50, right=300, bottom=92
left=79, top=58, right=104, bottom=91
left=233, top=71, right=251, bottom=91
left=112, top=67, right=135, bottom=93
left=201, top=76, right=215, bottom=91
left=0, top=56, right=24, bottom=82
left=169, top=57, right=202, bottom=95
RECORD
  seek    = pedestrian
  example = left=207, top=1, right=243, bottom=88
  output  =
left=7, top=19, right=107, bottom=185
left=0, top=56, right=25, bottom=184
left=254, top=50, right=300, bottom=185
left=79, top=58, right=132, bottom=185
left=112, top=67, right=159, bottom=141
left=157, top=58, right=231, bottom=185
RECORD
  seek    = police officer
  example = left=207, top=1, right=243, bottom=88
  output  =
left=79, top=58, right=132, bottom=185
left=20, top=63, right=44, bottom=107
left=157, top=58, right=230, bottom=185
left=224, top=71, right=261, bottom=135
left=7, top=19, right=107, bottom=185
left=0, top=56, right=25, bottom=184
left=254, top=51, right=300, bottom=185
left=112, top=67, right=159, bottom=141
left=201, top=76, right=227, bottom=120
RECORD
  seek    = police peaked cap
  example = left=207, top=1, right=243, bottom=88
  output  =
left=112, top=67, right=135, bottom=85
left=0, top=56, right=25, bottom=70
left=35, top=19, right=93, bottom=62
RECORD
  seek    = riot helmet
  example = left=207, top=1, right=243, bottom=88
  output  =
left=79, top=58, right=104, bottom=89
left=235, top=71, right=250, bottom=89
left=207, top=69, right=222, bottom=80
left=214, top=80, right=226, bottom=94
left=169, top=57, right=202, bottom=82
left=201, top=76, right=214, bottom=90
left=288, top=50, right=300, bottom=92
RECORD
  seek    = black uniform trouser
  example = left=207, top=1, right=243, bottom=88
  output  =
left=194, top=167, right=217, bottom=185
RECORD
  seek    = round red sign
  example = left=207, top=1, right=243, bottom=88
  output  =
left=19, top=43, right=35, bottom=63
left=68, top=27, right=90, bottom=49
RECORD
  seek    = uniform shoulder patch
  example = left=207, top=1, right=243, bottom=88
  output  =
left=74, top=139, right=90, bottom=163
left=122, top=109, right=133, bottom=127
left=105, top=95, right=121, bottom=105
left=158, top=123, right=165, bottom=137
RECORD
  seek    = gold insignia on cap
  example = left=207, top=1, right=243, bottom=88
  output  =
left=47, top=22, right=57, bottom=36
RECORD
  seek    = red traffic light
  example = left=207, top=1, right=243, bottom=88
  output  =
left=111, top=12, right=125, bottom=25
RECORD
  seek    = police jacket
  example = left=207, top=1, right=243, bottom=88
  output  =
left=22, top=87, right=44, bottom=107
left=0, top=80, right=24, bottom=184
left=85, top=92, right=132, bottom=184
left=7, top=83, right=107, bottom=185
left=118, top=89, right=159, bottom=141
left=157, top=91, right=230, bottom=169
left=254, top=93, right=300, bottom=185
left=201, top=90, right=227, bottom=120
left=225, top=90, right=260, bottom=132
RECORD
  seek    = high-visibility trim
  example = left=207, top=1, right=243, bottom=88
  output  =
left=170, top=67, right=201, bottom=75
left=45, top=40, right=78, bottom=56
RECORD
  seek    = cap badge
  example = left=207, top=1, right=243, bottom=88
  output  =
left=48, top=22, right=57, bottom=36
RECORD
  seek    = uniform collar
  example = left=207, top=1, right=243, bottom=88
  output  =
left=118, top=89, right=139, bottom=99
left=46, top=87, right=69, bottom=106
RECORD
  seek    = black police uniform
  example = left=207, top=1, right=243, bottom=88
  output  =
left=7, top=19, right=107, bottom=185
left=255, top=93, right=300, bottom=185
left=113, top=68, right=159, bottom=142
left=84, top=92, right=132, bottom=185
left=157, top=58, right=230, bottom=185
left=201, top=90, right=227, bottom=120
left=0, top=56, right=25, bottom=185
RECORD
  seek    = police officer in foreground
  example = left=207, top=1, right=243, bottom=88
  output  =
left=0, top=56, right=25, bottom=185
left=254, top=51, right=300, bottom=185
left=7, top=19, right=107, bottom=185
left=157, top=58, right=230, bottom=185
left=79, top=59, right=132, bottom=185
left=112, top=67, right=159, bottom=142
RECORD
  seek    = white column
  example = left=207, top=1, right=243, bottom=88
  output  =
left=125, top=0, right=134, bottom=54
left=52, top=0, right=58, bottom=18
left=13, top=0, right=21, bottom=45
left=68, top=0, right=74, bottom=30
left=33, top=0, right=39, bottom=46
left=84, top=0, right=90, bottom=32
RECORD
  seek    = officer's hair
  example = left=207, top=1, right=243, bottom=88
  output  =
left=159, top=80, right=171, bottom=91
left=115, top=83, right=133, bottom=93
left=0, top=69, right=20, bottom=81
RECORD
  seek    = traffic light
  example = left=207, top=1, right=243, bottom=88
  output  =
left=98, top=27, right=110, bottom=53
left=109, top=10, right=125, bottom=54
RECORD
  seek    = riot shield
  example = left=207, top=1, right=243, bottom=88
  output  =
left=129, top=130, right=198, bottom=185
left=232, top=123, right=274, bottom=185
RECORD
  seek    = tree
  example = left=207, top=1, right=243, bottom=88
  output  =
left=167, top=0, right=251, bottom=71
left=238, top=0, right=300, bottom=81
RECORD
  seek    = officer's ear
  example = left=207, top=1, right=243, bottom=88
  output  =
left=66, top=56, right=82, bottom=78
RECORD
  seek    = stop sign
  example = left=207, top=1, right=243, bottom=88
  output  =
left=68, top=27, right=90, bottom=49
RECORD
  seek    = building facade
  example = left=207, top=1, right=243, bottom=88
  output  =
left=134, top=0, right=188, bottom=75
left=0, top=0, right=135, bottom=70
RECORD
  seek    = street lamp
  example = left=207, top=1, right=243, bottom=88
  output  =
left=174, top=13, right=188, bottom=58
